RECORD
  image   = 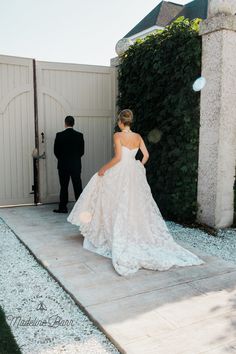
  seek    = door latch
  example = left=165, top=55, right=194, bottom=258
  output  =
left=32, top=148, right=46, bottom=160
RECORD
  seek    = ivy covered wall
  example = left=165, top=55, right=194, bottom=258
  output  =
left=117, top=17, right=202, bottom=222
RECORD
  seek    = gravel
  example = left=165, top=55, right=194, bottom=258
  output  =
left=167, top=221, right=236, bottom=265
left=0, top=218, right=119, bottom=354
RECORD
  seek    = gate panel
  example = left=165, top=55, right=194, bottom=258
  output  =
left=36, top=61, right=116, bottom=203
left=0, top=55, right=35, bottom=206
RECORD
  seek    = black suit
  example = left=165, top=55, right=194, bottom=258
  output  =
left=54, top=128, right=84, bottom=210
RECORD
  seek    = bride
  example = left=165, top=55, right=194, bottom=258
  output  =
left=67, top=109, right=205, bottom=276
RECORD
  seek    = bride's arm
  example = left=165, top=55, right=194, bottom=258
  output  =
left=139, top=136, right=149, bottom=165
left=98, top=133, right=122, bottom=176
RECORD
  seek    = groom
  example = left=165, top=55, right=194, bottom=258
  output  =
left=53, top=116, right=84, bottom=213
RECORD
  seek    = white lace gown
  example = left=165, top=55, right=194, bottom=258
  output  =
left=67, top=146, right=205, bottom=276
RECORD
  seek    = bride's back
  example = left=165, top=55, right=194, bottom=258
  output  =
left=115, top=109, right=149, bottom=164
left=117, top=131, right=141, bottom=150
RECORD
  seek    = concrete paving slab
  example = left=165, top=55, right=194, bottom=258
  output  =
left=123, top=311, right=236, bottom=354
left=204, top=340, right=236, bottom=353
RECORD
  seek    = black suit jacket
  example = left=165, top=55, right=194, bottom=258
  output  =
left=54, top=128, right=84, bottom=172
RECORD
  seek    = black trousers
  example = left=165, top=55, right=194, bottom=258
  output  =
left=58, top=169, right=82, bottom=210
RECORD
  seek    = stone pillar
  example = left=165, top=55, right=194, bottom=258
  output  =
left=197, top=1, right=236, bottom=228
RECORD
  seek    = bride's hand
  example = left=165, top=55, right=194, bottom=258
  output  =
left=98, top=167, right=106, bottom=176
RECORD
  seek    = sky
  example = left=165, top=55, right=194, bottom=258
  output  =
left=0, top=0, right=190, bottom=67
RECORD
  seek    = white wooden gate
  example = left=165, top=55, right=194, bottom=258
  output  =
left=0, top=55, right=116, bottom=206
left=0, top=55, right=35, bottom=206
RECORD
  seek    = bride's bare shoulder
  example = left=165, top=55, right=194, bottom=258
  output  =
left=113, top=132, right=121, bottom=139
left=135, top=133, right=143, bottom=141
left=113, top=132, right=122, bottom=144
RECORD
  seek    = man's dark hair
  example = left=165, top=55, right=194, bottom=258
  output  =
left=65, top=116, right=75, bottom=127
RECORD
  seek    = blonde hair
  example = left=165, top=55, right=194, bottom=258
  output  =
left=118, top=109, right=133, bottom=126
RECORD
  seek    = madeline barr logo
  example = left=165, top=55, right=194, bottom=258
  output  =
left=7, top=295, right=74, bottom=329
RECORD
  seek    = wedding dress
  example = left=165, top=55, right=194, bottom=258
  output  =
left=67, top=145, right=205, bottom=276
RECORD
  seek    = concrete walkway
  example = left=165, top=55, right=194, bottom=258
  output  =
left=1, top=204, right=236, bottom=354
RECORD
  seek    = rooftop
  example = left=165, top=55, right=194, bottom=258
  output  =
left=124, top=0, right=208, bottom=38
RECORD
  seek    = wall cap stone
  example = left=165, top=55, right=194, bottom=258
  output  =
left=200, top=14, right=236, bottom=35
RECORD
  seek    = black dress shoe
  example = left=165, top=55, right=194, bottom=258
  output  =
left=53, top=209, right=68, bottom=214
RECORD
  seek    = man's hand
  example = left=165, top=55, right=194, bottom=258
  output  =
left=98, top=167, right=106, bottom=176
